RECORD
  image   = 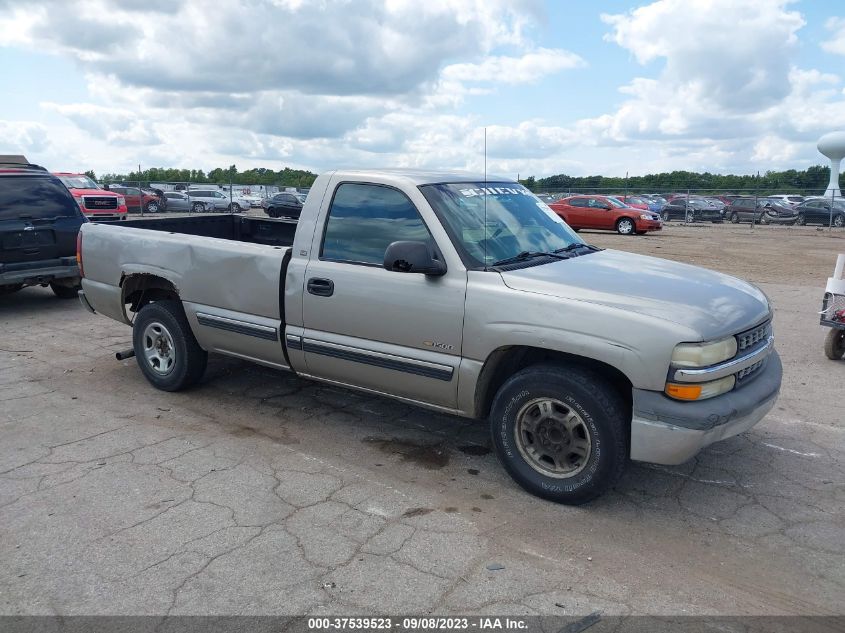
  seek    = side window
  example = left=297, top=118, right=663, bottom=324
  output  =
left=569, top=198, right=586, bottom=208
left=321, top=183, right=434, bottom=265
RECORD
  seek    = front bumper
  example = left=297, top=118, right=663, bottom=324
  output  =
left=630, top=351, right=782, bottom=465
left=636, top=219, right=663, bottom=231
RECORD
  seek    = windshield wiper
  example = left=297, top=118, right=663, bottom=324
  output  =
left=554, top=243, right=602, bottom=254
left=491, top=251, right=572, bottom=267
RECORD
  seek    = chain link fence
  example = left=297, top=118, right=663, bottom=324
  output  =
left=531, top=187, right=844, bottom=230
left=97, top=179, right=309, bottom=216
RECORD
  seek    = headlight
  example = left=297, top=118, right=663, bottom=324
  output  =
left=671, top=336, right=737, bottom=368
left=76, top=198, right=86, bottom=209
left=117, top=196, right=126, bottom=206
left=665, top=375, right=736, bottom=401
left=640, top=214, right=652, bottom=220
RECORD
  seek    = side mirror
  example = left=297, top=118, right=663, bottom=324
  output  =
left=383, top=241, right=446, bottom=276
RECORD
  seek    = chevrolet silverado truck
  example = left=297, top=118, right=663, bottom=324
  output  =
left=77, top=169, right=782, bottom=504
left=54, top=173, right=128, bottom=221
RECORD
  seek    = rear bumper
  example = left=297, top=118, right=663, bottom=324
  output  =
left=78, top=289, right=96, bottom=314
left=0, top=258, right=79, bottom=286
left=630, top=352, right=782, bottom=465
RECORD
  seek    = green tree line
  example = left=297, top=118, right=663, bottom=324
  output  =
left=520, top=165, right=834, bottom=194
left=93, top=165, right=318, bottom=189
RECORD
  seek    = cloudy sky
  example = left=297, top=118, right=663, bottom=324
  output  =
left=1, top=0, right=844, bottom=178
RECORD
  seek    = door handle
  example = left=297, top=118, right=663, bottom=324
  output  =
left=307, top=277, right=334, bottom=297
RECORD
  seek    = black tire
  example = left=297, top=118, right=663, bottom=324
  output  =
left=729, top=212, right=739, bottom=224
left=686, top=211, right=694, bottom=223
left=50, top=282, right=80, bottom=299
left=824, top=329, right=845, bottom=360
left=145, top=201, right=160, bottom=213
left=267, top=208, right=278, bottom=218
left=132, top=300, right=207, bottom=391
left=796, top=212, right=805, bottom=226
left=489, top=364, right=628, bottom=505
left=228, top=203, right=241, bottom=213
left=759, top=213, right=769, bottom=225
left=661, top=210, right=670, bottom=222
left=0, top=284, right=23, bottom=296
left=834, top=214, right=845, bottom=228
left=616, top=217, right=635, bottom=235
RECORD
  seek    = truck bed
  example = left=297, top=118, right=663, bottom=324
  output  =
left=120, top=214, right=297, bottom=248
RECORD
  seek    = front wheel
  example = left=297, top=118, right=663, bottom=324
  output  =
left=686, top=212, right=694, bottom=223
left=191, top=202, right=205, bottom=213
left=489, top=364, right=628, bottom=505
left=661, top=211, right=670, bottom=222
left=796, top=212, right=806, bottom=226
left=132, top=300, right=207, bottom=391
left=145, top=201, right=160, bottom=213
left=834, top=214, right=845, bottom=228
left=616, top=217, right=635, bottom=235
left=824, top=329, right=845, bottom=360
left=228, top=203, right=241, bottom=212
left=729, top=212, right=739, bottom=224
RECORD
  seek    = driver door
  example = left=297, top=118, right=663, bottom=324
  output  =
left=299, top=181, right=467, bottom=409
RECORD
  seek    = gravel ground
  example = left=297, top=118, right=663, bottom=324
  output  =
left=0, top=221, right=843, bottom=617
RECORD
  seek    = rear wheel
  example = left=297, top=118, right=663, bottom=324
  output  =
left=132, top=300, right=207, bottom=391
left=730, top=212, right=739, bottom=223
left=616, top=217, right=635, bottom=235
left=191, top=202, right=205, bottom=213
left=489, top=364, right=628, bottom=505
left=796, top=212, right=806, bottom=226
left=824, top=329, right=845, bottom=360
left=145, top=201, right=160, bottom=213
left=661, top=211, right=670, bottom=222
left=686, top=211, right=694, bottom=223
left=834, top=214, right=845, bottom=228
left=50, top=282, right=80, bottom=299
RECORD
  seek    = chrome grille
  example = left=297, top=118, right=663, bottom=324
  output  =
left=737, top=359, right=764, bottom=381
left=83, top=196, right=118, bottom=210
left=736, top=321, right=771, bottom=352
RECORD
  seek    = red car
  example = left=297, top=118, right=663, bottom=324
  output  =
left=54, top=172, right=128, bottom=221
left=549, top=195, right=662, bottom=235
left=612, top=195, right=650, bottom=211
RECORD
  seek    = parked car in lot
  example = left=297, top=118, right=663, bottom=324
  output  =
left=107, top=185, right=164, bottom=213
left=726, top=198, right=797, bottom=224
left=660, top=198, right=725, bottom=222
left=1, top=159, right=85, bottom=298
left=188, top=188, right=251, bottom=213
left=162, top=192, right=201, bottom=213
left=77, top=169, right=781, bottom=505
left=794, top=198, right=845, bottom=227
left=263, top=191, right=306, bottom=218
left=550, top=195, right=662, bottom=235
left=612, top=195, right=650, bottom=211
left=54, top=173, right=127, bottom=222
left=769, top=194, right=805, bottom=207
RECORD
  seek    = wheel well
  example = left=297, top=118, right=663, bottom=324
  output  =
left=121, top=274, right=179, bottom=315
left=474, top=346, right=632, bottom=420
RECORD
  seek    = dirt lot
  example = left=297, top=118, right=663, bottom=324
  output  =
left=0, top=223, right=843, bottom=617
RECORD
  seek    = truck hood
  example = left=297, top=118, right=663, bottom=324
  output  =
left=68, top=188, right=120, bottom=197
left=500, top=249, right=770, bottom=339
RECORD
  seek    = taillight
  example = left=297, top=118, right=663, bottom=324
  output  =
left=76, top=232, right=84, bottom=278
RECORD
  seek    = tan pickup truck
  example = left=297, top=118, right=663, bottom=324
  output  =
left=78, top=169, right=781, bottom=504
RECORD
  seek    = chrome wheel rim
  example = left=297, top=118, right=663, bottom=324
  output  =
left=836, top=215, right=844, bottom=228
left=142, top=321, right=176, bottom=376
left=148, top=203, right=158, bottom=212
left=514, top=398, right=592, bottom=478
left=618, top=219, right=633, bottom=234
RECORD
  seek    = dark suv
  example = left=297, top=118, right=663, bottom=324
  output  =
left=0, top=158, right=86, bottom=298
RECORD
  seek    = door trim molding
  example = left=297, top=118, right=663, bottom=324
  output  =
left=196, top=312, right=278, bottom=341
left=301, top=337, right=454, bottom=382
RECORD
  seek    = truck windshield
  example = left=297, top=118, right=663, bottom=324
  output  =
left=420, top=182, right=583, bottom=268
left=58, top=175, right=100, bottom=190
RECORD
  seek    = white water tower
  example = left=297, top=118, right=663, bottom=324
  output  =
left=817, top=131, right=845, bottom=197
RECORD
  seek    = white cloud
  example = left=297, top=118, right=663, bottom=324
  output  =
left=442, top=48, right=585, bottom=84
left=0, top=120, right=51, bottom=155
left=822, top=17, right=845, bottom=55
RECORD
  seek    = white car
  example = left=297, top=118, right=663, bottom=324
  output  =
left=240, top=194, right=264, bottom=208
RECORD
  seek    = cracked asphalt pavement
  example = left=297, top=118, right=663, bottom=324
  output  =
left=1, top=224, right=843, bottom=616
